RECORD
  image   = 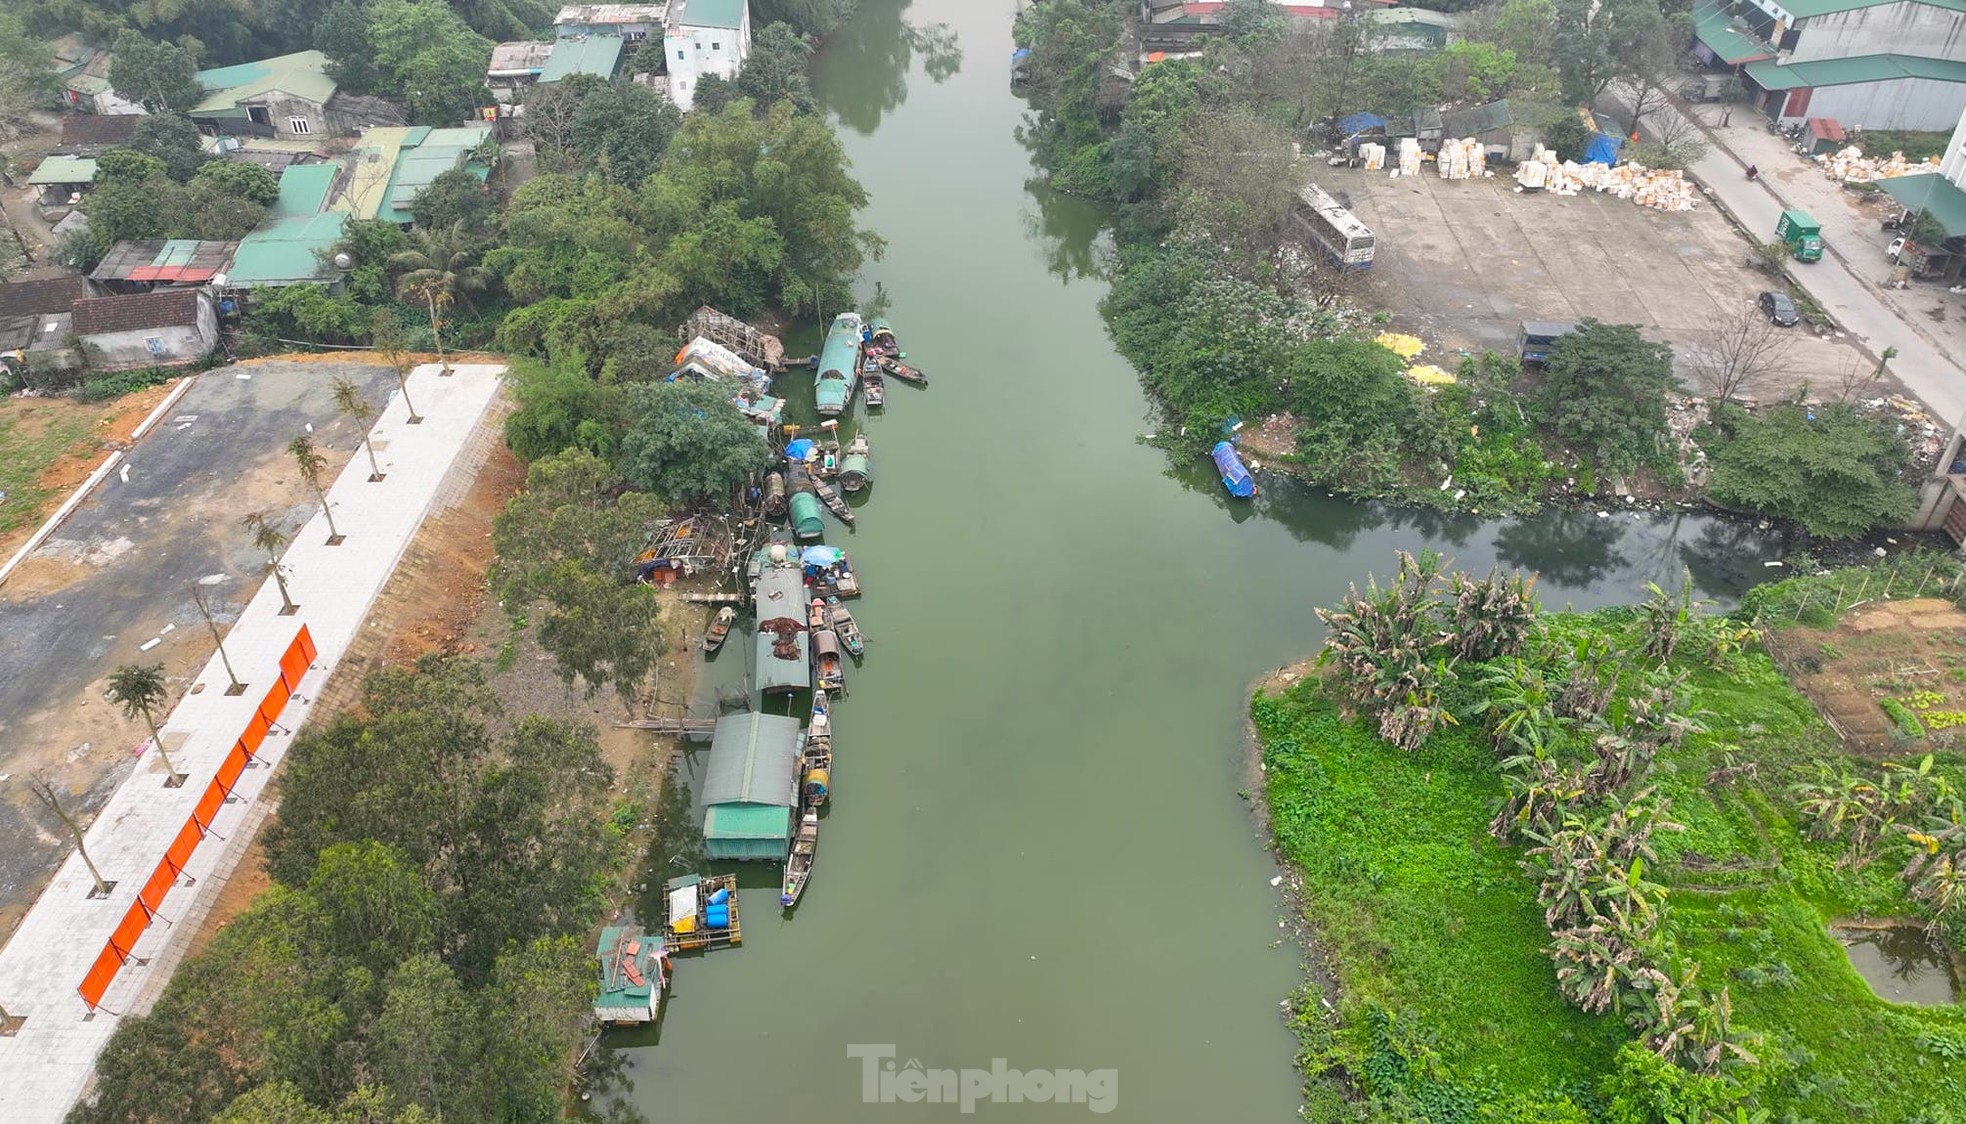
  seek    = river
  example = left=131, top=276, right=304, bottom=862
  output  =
left=594, top=2, right=1788, bottom=1118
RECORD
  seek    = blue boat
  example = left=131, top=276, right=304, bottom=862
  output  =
left=1211, top=441, right=1257, bottom=498
left=815, top=312, right=863, bottom=417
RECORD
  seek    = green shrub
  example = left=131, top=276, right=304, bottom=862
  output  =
left=74, top=366, right=172, bottom=403
left=1881, top=697, right=1925, bottom=739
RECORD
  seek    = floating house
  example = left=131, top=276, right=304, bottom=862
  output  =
left=594, top=925, right=666, bottom=1024
left=701, top=712, right=802, bottom=861
left=814, top=311, right=862, bottom=417
left=753, top=565, right=810, bottom=694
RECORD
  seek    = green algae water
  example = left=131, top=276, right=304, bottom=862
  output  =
left=595, top=3, right=1788, bottom=1117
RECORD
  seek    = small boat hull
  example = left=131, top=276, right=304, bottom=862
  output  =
left=1211, top=441, right=1257, bottom=498
left=701, top=606, right=736, bottom=653
left=815, top=313, right=863, bottom=417
left=880, top=357, right=927, bottom=385
left=780, top=809, right=818, bottom=908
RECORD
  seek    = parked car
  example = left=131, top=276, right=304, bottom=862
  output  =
left=1888, top=235, right=1909, bottom=261
left=1759, top=290, right=1801, bottom=326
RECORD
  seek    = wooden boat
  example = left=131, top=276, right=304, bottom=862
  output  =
left=863, top=369, right=886, bottom=408
left=662, top=873, right=741, bottom=951
left=815, top=421, right=843, bottom=478
left=762, top=471, right=787, bottom=519
left=828, top=598, right=865, bottom=657
left=780, top=808, right=818, bottom=908
left=839, top=433, right=871, bottom=493
left=807, top=597, right=829, bottom=631
left=701, top=605, right=736, bottom=653
left=812, top=474, right=856, bottom=525
left=811, top=627, right=846, bottom=692
left=803, top=690, right=832, bottom=806
left=867, top=317, right=899, bottom=353
left=880, top=356, right=927, bottom=385
left=828, top=556, right=861, bottom=598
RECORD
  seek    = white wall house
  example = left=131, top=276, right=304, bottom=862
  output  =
left=664, top=0, right=750, bottom=112
left=71, top=290, right=219, bottom=370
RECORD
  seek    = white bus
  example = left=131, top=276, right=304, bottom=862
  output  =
left=1292, top=184, right=1375, bottom=270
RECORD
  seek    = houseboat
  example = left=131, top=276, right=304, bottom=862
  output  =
left=594, top=925, right=668, bottom=1025
left=812, top=627, right=846, bottom=693
left=780, top=808, right=818, bottom=909
left=815, top=312, right=863, bottom=417
left=840, top=433, right=872, bottom=492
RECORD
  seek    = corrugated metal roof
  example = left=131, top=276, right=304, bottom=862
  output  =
left=1692, top=1, right=1775, bottom=64
left=92, top=239, right=240, bottom=282
left=701, top=712, right=800, bottom=808
left=1877, top=173, right=1966, bottom=238
left=1745, top=53, right=1966, bottom=90
left=539, top=35, right=626, bottom=81
left=28, top=156, right=97, bottom=185
left=1777, top=0, right=1965, bottom=16
left=227, top=212, right=347, bottom=286
left=554, top=3, right=670, bottom=26
left=269, top=162, right=338, bottom=218
left=1442, top=99, right=1512, bottom=137
left=704, top=803, right=794, bottom=840
left=192, top=50, right=337, bottom=115
left=672, top=0, right=745, bottom=29
left=490, top=40, right=557, bottom=75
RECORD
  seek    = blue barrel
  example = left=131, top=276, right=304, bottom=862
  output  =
left=709, top=887, right=730, bottom=905
left=706, top=904, right=729, bottom=929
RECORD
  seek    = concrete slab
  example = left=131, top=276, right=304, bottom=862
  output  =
left=0, top=364, right=504, bottom=1124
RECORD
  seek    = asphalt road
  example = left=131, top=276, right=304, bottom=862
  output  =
left=0, top=360, right=396, bottom=930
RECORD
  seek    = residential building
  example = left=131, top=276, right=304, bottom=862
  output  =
left=539, top=35, right=629, bottom=85
left=26, top=156, right=97, bottom=219
left=46, top=35, right=144, bottom=116
left=0, top=278, right=90, bottom=381
left=665, top=0, right=749, bottom=111
left=53, top=113, right=140, bottom=155
left=1692, top=0, right=1966, bottom=129
left=190, top=50, right=404, bottom=140
left=1368, top=7, right=1456, bottom=51
left=71, top=290, right=219, bottom=370
left=227, top=163, right=348, bottom=288
left=89, top=240, right=240, bottom=295
left=335, top=125, right=497, bottom=225
left=488, top=40, right=557, bottom=104
left=700, top=712, right=801, bottom=861
left=554, top=3, right=669, bottom=39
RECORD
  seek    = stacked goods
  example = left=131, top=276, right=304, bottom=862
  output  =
left=1397, top=137, right=1423, bottom=177
left=1533, top=157, right=1701, bottom=212
left=1437, top=138, right=1486, bottom=180
left=1359, top=142, right=1387, bottom=171
left=1816, top=145, right=1941, bottom=184
left=1515, top=160, right=1548, bottom=190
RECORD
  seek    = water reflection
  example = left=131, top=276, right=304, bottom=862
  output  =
left=1834, top=924, right=1961, bottom=1006
left=1022, top=172, right=1108, bottom=282
left=815, top=0, right=963, bottom=133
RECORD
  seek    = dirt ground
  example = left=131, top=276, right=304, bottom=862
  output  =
left=0, top=382, right=178, bottom=551
left=185, top=395, right=699, bottom=947
left=1325, top=167, right=1885, bottom=403
left=1763, top=597, right=1966, bottom=756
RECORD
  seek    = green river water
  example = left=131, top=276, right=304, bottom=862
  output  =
left=596, top=3, right=1789, bottom=1117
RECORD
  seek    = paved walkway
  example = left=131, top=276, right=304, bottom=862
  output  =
left=1614, top=86, right=1966, bottom=427
left=0, top=363, right=504, bottom=1124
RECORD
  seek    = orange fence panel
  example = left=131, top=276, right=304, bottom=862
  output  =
left=215, top=744, right=248, bottom=794
left=240, top=713, right=270, bottom=758
left=191, top=782, right=225, bottom=831
left=137, top=861, right=176, bottom=917
left=107, top=903, right=148, bottom=959
left=279, top=640, right=310, bottom=692
left=256, top=681, right=290, bottom=728
left=79, top=944, right=123, bottom=1008
left=296, top=623, right=317, bottom=663
left=164, top=818, right=202, bottom=871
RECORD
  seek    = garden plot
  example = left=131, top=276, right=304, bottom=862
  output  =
left=1763, top=597, right=1966, bottom=756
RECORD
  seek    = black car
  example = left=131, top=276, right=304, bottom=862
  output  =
left=1759, top=291, right=1800, bottom=327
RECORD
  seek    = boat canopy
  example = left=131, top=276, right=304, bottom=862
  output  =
left=1212, top=441, right=1257, bottom=498
left=801, top=545, right=843, bottom=566
left=789, top=492, right=825, bottom=537
left=812, top=629, right=841, bottom=658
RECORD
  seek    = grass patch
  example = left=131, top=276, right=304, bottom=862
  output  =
left=0, top=402, right=99, bottom=535
left=1258, top=608, right=1966, bottom=1119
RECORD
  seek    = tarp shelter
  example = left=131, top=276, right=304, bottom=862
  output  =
left=1584, top=113, right=1625, bottom=165
left=1337, top=112, right=1390, bottom=140
left=1211, top=441, right=1256, bottom=498
left=701, top=712, right=801, bottom=861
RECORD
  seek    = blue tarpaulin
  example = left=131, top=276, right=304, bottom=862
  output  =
left=800, top=546, right=842, bottom=567
left=1337, top=112, right=1389, bottom=138
left=1584, top=131, right=1624, bottom=165
left=1211, top=441, right=1257, bottom=499
left=785, top=438, right=816, bottom=460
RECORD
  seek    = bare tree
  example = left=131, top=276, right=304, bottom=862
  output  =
left=1652, top=108, right=1711, bottom=168
left=29, top=775, right=112, bottom=897
left=242, top=512, right=298, bottom=614
left=188, top=582, right=245, bottom=694
left=370, top=312, right=421, bottom=424
left=1688, top=302, right=1796, bottom=416
left=288, top=435, right=343, bottom=544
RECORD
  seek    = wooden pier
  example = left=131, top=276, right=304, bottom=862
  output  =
left=615, top=717, right=719, bottom=741
left=679, top=591, right=746, bottom=604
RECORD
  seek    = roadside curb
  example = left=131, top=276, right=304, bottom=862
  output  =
left=0, top=374, right=199, bottom=591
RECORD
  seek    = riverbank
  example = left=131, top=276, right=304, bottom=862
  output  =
left=1252, top=558, right=1966, bottom=1119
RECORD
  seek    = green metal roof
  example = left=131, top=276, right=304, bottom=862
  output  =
left=539, top=35, right=626, bottom=82
left=673, top=0, right=745, bottom=29
left=269, top=162, right=337, bottom=219
left=368, top=125, right=495, bottom=224
left=1745, top=53, right=1966, bottom=90
left=703, top=803, right=795, bottom=841
left=192, top=50, right=337, bottom=115
left=29, top=156, right=97, bottom=185
left=227, top=212, right=347, bottom=286
left=1776, top=0, right=1966, bottom=16
left=1692, top=1, right=1775, bottom=64
left=1877, top=174, right=1966, bottom=238
left=702, top=712, right=800, bottom=808
left=594, top=926, right=660, bottom=1010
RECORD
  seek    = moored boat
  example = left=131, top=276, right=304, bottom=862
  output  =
left=812, top=474, right=856, bottom=525
left=839, top=433, right=871, bottom=492
left=1211, top=440, right=1258, bottom=498
left=815, top=312, right=863, bottom=417
left=880, top=356, right=927, bottom=385
left=867, top=318, right=899, bottom=354
left=803, top=689, right=832, bottom=806
left=863, top=368, right=886, bottom=408
left=788, top=492, right=825, bottom=540
left=701, top=605, right=736, bottom=653
left=762, top=471, right=787, bottom=519
left=827, top=598, right=865, bottom=657
left=595, top=925, right=669, bottom=1025
left=780, top=808, right=818, bottom=908
left=812, top=627, right=846, bottom=692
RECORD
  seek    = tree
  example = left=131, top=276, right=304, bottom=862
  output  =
left=331, top=377, right=384, bottom=480
left=107, top=663, right=182, bottom=781
left=1553, top=0, right=1670, bottom=106
left=1705, top=401, right=1918, bottom=537
left=193, top=159, right=282, bottom=205
left=734, top=22, right=816, bottom=114
left=1545, top=111, right=1594, bottom=163
left=28, top=775, right=112, bottom=896
left=288, top=435, right=343, bottom=542
left=1686, top=302, right=1794, bottom=415
left=189, top=582, right=246, bottom=694
left=242, top=512, right=300, bottom=614
left=617, top=380, right=773, bottom=507
left=408, top=166, right=494, bottom=232
left=491, top=449, right=668, bottom=697
left=84, top=149, right=173, bottom=244
left=367, top=0, right=493, bottom=124
left=178, top=178, right=270, bottom=240
left=569, top=77, right=682, bottom=186
left=1162, top=105, right=1300, bottom=270
left=502, top=359, right=622, bottom=461
left=131, top=112, right=207, bottom=181
left=750, top=0, right=855, bottom=37
left=1537, top=319, right=1680, bottom=478
left=371, top=313, right=422, bottom=423
left=109, top=30, right=202, bottom=112
left=1432, top=40, right=1517, bottom=101
left=317, top=0, right=384, bottom=92
left=0, top=15, right=54, bottom=144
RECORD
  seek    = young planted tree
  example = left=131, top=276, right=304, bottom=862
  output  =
left=189, top=582, right=246, bottom=694
left=242, top=512, right=299, bottom=614
left=29, top=775, right=113, bottom=898
left=106, top=663, right=182, bottom=783
left=371, top=312, right=422, bottom=424
left=332, top=376, right=385, bottom=481
left=288, top=435, right=344, bottom=544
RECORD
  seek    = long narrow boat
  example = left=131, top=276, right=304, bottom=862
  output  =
left=1211, top=440, right=1258, bottom=498
left=803, top=690, right=832, bottom=806
left=788, top=491, right=825, bottom=540
left=879, top=356, right=928, bottom=385
left=863, top=368, right=886, bottom=408
left=814, top=312, right=863, bottom=417
left=839, top=433, right=871, bottom=493
left=780, top=808, right=819, bottom=908
left=701, top=605, right=735, bottom=653
left=811, top=627, right=846, bottom=692
left=812, top=474, right=856, bottom=525
left=762, top=471, right=787, bottom=519
left=827, top=598, right=865, bottom=657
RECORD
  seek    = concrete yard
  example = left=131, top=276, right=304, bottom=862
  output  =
left=0, top=361, right=395, bottom=942
left=1324, top=167, right=1871, bottom=395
